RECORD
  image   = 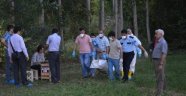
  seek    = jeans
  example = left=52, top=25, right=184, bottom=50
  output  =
left=79, top=53, right=93, bottom=77
left=5, top=49, right=13, bottom=82
left=108, top=58, right=120, bottom=80
left=12, top=52, right=28, bottom=85
left=48, top=51, right=60, bottom=83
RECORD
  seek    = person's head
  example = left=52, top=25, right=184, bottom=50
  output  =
left=98, top=30, right=104, bottom=38
left=121, top=29, right=127, bottom=39
left=155, top=29, right=164, bottom=39
left=13, top=26, right=21, bottom=34
left=90, top=33, right=96, bottom=38
left=7, top=25, right=14, bottom=33
left=52, top=28, right=59, bottom=34
left=108, top=31, right=116, bottom=41
left=79, top=27, right=85, bottom=38
left=37, top=44, right=44, bottom=53
left=127, top=28, right=133, bottom=35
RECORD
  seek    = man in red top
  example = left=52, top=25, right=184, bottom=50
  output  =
left=74, top=28, right=93, bottom=78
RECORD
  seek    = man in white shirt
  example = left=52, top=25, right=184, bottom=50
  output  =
left=46, top=28, right=61, bottom=83
left=127, top=28, right=142, bottom=79
left=8, top=26, right=32, bottom=87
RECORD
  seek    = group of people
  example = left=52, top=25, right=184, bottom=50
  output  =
left=74, top=27, right=168, bottom=96
left=74, top=28, right=148, bottom=81
left=0, top=25, right=61, bottom=87
left=1, top=25, right=168, bottom=96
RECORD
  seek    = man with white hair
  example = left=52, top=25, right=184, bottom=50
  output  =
left=127, top=28, right=142, bottom=79
left=152, top=29, right=168, bottom=96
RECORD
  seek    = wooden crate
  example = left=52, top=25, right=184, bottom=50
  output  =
left=40, top=62, right=51, bottom=81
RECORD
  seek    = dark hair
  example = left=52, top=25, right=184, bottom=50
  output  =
left=121, top=29, right=127, bottom=34
left=79, top=27, right=85, bottom=31
left=108, top=31, right=115, bottom=37
left=13, top=26, right=21, bottom=33
left=90, top=33, right=95, bottom=36
left=7, top=25, right=14, bottom=31
left=37, top=44, right=44, bottom=52
left=52, top=28, right=59, bottom=34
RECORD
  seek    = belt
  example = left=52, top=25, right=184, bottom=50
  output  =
left=123, top=51, right=134, bottom=54
left=49, top=51, right=59, bottom=53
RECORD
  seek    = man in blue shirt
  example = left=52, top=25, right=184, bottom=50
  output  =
left=0, top=25, right=14, bottom=84
left=120, top=29, right=148, bottom=82
left=95, top=30, right=110, bottom=59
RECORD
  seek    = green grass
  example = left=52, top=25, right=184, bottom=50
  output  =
left=0, top=53, right=186, bottom=96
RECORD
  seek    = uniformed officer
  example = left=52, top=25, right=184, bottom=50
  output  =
left=127, top=28, right=142, bottom=79
left=120, top=29, right=148, bottom=82
left=46, top=28, right=61, bottom=84
left=8, top=26, right=32, bottom=87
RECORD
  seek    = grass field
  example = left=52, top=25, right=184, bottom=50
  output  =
left=0, top=52, right=186, bottom=96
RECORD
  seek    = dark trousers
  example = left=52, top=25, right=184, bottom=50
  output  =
left=122, top=51, right=134, bottom=80
left=12, top=52, right=28, bottom=85
left=48, top=51, right=60, bottom=83
left=153, top=58, right=166, bottom=96
left=31, top=65, right=41, bottom=77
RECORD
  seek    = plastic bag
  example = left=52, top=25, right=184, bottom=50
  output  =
left=90, top=59, right=108, bottom=71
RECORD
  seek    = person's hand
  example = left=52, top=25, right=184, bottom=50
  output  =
left=72, top=50, right=76, bottom=58
left=138, top=53, right=142, bottom=58
left=144, top=51, right=148, bottom=58
left=158, top=64, right=163, bottom=70
left=160, top=61, right=164, bottom=65
left=10, top=59, right=13, bottom=64
left=26, top=57, right=29, bottom=61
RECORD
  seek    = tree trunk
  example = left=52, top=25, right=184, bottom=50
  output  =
left=146, top=0, right=151, bottom=44
left=10, top=0, right=15, bottom=24
left=99, top=0, right=104, bottom=31
left=113, top=0, right=118, bottom=37
left=117, top=0, right=123, bottom=37
left=86, top=0, right=91, bottom=33
left=58, top=0, right=64, bottom=50
left=132, top=0, right=138, bottom=37
left=39, top=0, right=45, bottom=29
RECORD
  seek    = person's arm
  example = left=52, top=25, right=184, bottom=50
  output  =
left=20, top=37, right=29, bottom=60
left=160, top=42, right=168, bottom=65
left=0, top=38, right=7, bottom=47
left=138, top=45, right=148, bottom=58
left=105, top=37, right=110, bottom=54
left=8, top=40, right=13, bottom=63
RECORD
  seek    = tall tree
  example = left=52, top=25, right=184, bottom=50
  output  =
left=86, top=0, right=91, bottom=32
left=113, top=0, right=118, bottom=37
left=39, top=0, right=45, bottom=29
left=117, top=0, right=123, bottom=37
left=146, top=0, right=151, bottom=44
left=58, top=0, right=64, bottom=50
left=132, top=0, right=138, bottom=37
left=99, top=0, right=104, bottom=31
left=9, top=0, right=15, bottom=24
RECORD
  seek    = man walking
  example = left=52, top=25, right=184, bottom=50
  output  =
left=127, top=28, right=142, bottom=79
left=46, top=28, right=61, bottom=84
left=8, top=26, right=32, bottom=87
left=152, top=29, right=168, bottom=96
left=120, top=29, right=148, bottom=82
left=74, top=28, right=93, bottom=78
left=95, top=30, right=110, bottom=59
left=107, top=31, right=122, bottom=80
